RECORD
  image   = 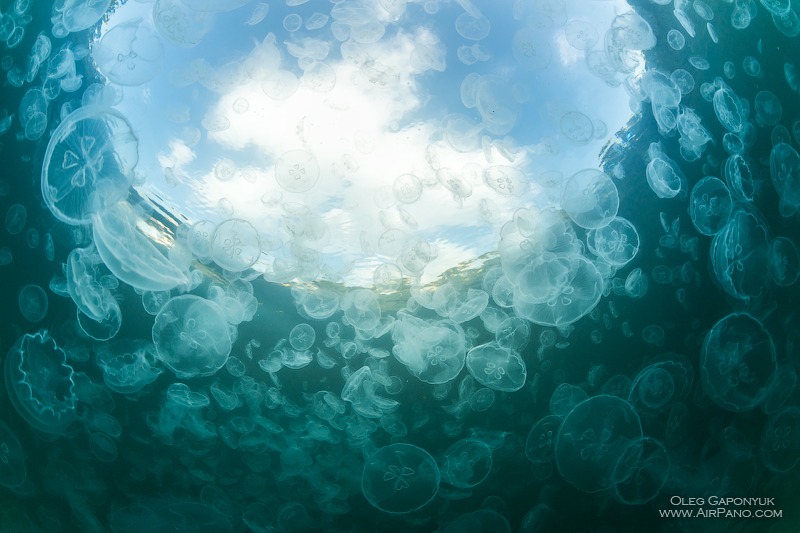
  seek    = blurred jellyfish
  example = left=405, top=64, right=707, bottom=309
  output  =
left=525, top=415, right=563, bottom=464
left=442, top=438, right=493, bottom=489
left=555, top=395, right=642, bottom=493
left=701, top=313, right=777, bottom=412
left=0, top=420, right=26, bottom=488
left=17, top=284, right=48, bottom=322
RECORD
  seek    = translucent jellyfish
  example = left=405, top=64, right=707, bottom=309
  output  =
left=442, top=438, right=493, bottom=489
left=466, top=342, right=527, bottom=392
left=525, top=415, right=563, bottom=464
left=555, top=395, right=642, bottom=493
left=689, top=177, right=733, bottom=236
left=18, top=284, right=48, bottom=322
left=41, top=105, right=138, bottom=225
left=393, top=173, right=423, bottom=203
left=769, top=237, right=800, bottom=286
left=275, top=149, right=320, bottom=193
left=762, top=407, right=800, bottom=473
left=710, top=207, right=771, bottom=300
left=724, top=154, right=757, bottom=202
left=93, top=201, right=190, bottom=291
left=483, top=165, right=529, bottom=197
left=771, top=143, right=800, bottom=217
left=629, top=358, right=693, bottom=413
left=0, top=420, right=26, bottom=488
left=550, top=383, right=588, bottom=416
left=89, top=432, right=118, bottom=462
left=773, top=8, right=800, bottom=37
left=474, top=76, right=519, bottom=135
left=95, top=340, right=163, bottom=394
left=93, top=18, right=164, bottom=86
left=362, top=443, right=440, bottom=514
left=645, top=143, right=685, bottom=198
left=152, top=295, right=232, bottom=379
left=445, top=510, right=510, bottom=533
left=564, top=19, right=598, bottom=50
left=513, top=255, right=604, bottom=327
left=666, top=29, right=685, bottom=50
left=152, top=0, right=211, bottom=48
left=59, top=0, right=113, bottom=33
left=591, top=216, right=640, bottom=267
left=561, top=169, right=619, bottom=229
left=701, top=313, right=777, bottom=412
left=19, top=88, right=47, bottom=140
left=289, top=323, right=315, bottom=351
left=670, top=69, right=694, bottom=94
left=712, top=85, right=747, bottom=133
left=392, top=315, right=466, bottom=384
left=560, top=111, right=594, bottom=144
left=612, top=437, right=670, bottom=505
left=455, top=13, right=490, bottom=40
left=624, top=268, right=648, bottom=298
left=5, top=203, right=26, bottom=235
left=755, top=91, right=782, bottom=126
left=4, top=331, right=78, bottom=434
left=210, top=219, right=261, bottom=272
left=66, top=245, right=123, bottom=339
left=759, top=0, right=791, bottom=16
left=512, top=27, right=551, bottom=70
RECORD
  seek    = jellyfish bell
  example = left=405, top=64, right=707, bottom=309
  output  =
left=4, top=331, right=79, bottom=434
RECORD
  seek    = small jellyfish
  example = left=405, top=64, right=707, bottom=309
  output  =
left=18, top=284, right=48, bottom=322
left=0, top=420, right=26, bottom=488
left=210, top=219, right=261, bottom=273
left=275, top=149, right=320, bottom=193
left=5, top=203, right=26, bottom=235
left=466, top=342, right=527, bottom=392
left=289, top=323, right=316, bottom=351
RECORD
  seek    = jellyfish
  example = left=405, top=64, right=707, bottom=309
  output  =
left=444, top=510, right=511, bottom=533
left=525, top=415, right=563, bottom=464
left=549, top=383, right=588, bottom=416
left=17, top=284, right=48, bottom=322
left=769, top=236, right=800, bottom=286
left=361, top=443, right=440, bottom=514
left=442, top=438, right=493, bottom=489
left=561, top=169, right=619, bottom=229
left=4, top=331, right=78, bottom=434
left=210, top=219, right=262, bottom=273
left=555, top=395, right=642, bottom=493
left=762, top=407, right=800, bottom=473
left=710, top=206, right=771, bottom=300
left=513, top=254, right=604, bottom=327
left=0, top=420, right=26, bottom=488
left=770, top=143, right=800, bottom=217
left=93, top=201, right=190, bottom=291
left=591, top=216, right=640, bottom=267
left=392, top=315, right=466, bottom=384
left=645, top=142, right=685, bottom=198
left=5, top=203, right=26, bottom=235
left=289, top=323, right=316, bottom=351
left=341, top=288, right=382, bottom=332
left=275, top=149, right=320, bottom=193
left=93, top=18, right=164, bottom=86
left=466, top=342, right=527, bottom=392
left=152, top=295, right=232, bottom=379
left=41, top=105, right=138, bottom=225
left=612, top=437, right=670, bottom=505
left=95, top=340, right=163, bottom=394
left=701, top=313, right=777, bottom=412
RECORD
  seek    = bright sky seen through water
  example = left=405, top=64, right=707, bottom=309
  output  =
left=104, top=0, right=637, bottom=287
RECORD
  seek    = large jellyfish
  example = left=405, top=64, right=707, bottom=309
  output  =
left=4, top=331, right=78, bottom=434
left=41, top=105, right=138, bottom=225
left=152, top=295, right=233, bottom=379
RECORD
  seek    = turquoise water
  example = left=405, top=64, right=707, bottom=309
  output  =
left=1, top=0, right=800, bottom=531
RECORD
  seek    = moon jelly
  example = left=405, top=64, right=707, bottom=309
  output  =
left=4, top=331, right=78, bottom=434
left=362, top=443, right=440, bottom=514
left=152, top=295, right=232, bottom=379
